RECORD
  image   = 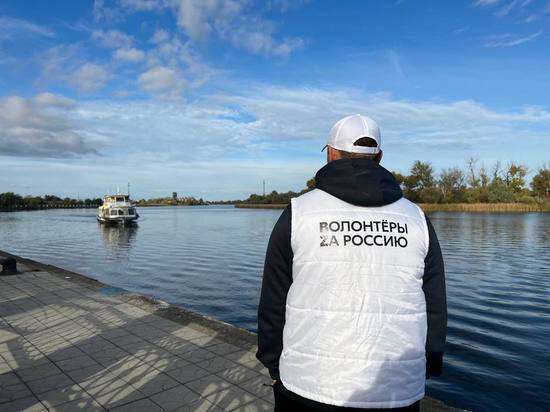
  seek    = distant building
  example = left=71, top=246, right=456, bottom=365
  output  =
left=172, top=192, right=178, bottom=200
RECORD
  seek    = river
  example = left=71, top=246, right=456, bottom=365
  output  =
left=0, top=206, right=548, bottom=411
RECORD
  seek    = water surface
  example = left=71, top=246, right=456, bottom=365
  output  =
left=0, top=206, right=548, bottom=411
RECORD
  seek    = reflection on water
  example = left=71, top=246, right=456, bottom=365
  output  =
left=99, top=224, right=138, bottom=255
left=0, top=207, right=549, bottom=411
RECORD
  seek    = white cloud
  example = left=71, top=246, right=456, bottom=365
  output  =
left=174, top=0, right=305, bottom=56
left=114, top=47, right=145, bottom=62
left=92, top=29, right=134, bottom=48
left=151, top=29, right=170, bottom=43
left=145, top=35, right=218, bottom=89
left=495, top=0, right=533, bottom=17
left=0, top=94, right=96, bottom=157
left=71, top=63, right=111, bottom=92
left=93, top=0, right=169, bottom=22
left=74, top=85, right=550, bottom=161
left=138, top=66, right=185, bottom=92
left=267, top=0, right=311, bottom=13
left=32, top=93, right=76, bottom=109
left=118, top=0, right=164, bottom=11
left=473, top=0, right=501, bottom=7
left=0, top=15, right=55, bottom=40
left=484, top=30, right=542, bottom=47
left=7, top=85, right=548, bottom=197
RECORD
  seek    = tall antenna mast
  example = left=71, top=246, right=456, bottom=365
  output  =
left=127, top=182, right=130, bottom=196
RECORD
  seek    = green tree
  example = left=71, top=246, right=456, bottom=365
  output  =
left=505, top=162, right=528, bottom=194
left=0, top=192, right=22, bottom=207
left=467, top=157, right=480, bottom=188
left=404, top=161, right=435, bottom=201
left=439, top=167, right=466, bottom=203
left=419, top=186, right=442, bottom=203
left=531, top=166, right=550, bottom=197
left=306, top=178, right=316, bottom=191
left=391, top=171, right=406, bottom=187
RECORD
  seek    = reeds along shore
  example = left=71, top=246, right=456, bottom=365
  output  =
left=236, top=203, right=549, bottom=212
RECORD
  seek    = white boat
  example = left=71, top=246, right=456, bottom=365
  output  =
left=97, top=194, right=139, bottom=224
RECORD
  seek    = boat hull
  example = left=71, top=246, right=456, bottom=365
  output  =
left=97, top=215, right=139, bottom=225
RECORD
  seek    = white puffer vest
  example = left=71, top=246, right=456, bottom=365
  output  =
left=280, top=189, right=430, bottom=408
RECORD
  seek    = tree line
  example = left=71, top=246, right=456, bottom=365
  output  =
left=242, top=159, right=549, bottom=205
left=0, top=193, right=207, bottom=209
left=0, top=193, right=102, bottom=209
left=135, top=196, right=206, bottom=206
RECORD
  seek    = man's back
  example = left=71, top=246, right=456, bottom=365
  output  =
left=257, top=116, right=446, bottom=411
left=281, top=184, right=430, bottom=408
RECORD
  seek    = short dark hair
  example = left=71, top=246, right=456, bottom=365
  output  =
left=336, top=137, right=379, bottom=160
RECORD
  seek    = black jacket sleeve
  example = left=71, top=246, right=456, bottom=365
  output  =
left=256, top=205, right=293, bottom=380
left=423, top=216, right=447, bottom=378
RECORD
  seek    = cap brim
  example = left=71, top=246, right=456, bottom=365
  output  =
left=321, top=144, right=328, bottom=152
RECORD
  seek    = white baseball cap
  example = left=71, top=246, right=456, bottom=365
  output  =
left=323, top=114, right=381, bottom=154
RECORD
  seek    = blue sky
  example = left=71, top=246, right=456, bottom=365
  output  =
left=0, top=0, right=549, bottom=200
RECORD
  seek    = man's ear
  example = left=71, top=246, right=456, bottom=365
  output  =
left=327, top=146, right=336, bottom=163
left=375, top=150, right=383, bottom=163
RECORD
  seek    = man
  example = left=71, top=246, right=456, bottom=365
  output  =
left=256, top=114, right=447, bottom=411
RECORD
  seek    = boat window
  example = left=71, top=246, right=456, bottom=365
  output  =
left=118, top=209, right=124, bottom=216
left=110, top=210, right=117, bottom=216
left=128, top=208, right=135, bottom=215
left=116, top=197, right=125, bottom=202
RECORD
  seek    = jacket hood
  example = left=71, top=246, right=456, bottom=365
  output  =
left=315, top=158, right=402, bottom=207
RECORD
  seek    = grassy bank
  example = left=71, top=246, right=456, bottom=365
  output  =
left=236, top=202, right=549, bottom=212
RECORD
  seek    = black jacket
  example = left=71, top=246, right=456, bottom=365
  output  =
left=256, top=158, right=447, bottom=381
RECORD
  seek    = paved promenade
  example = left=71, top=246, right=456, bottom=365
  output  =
left=0, top=253, right=462, bottom=411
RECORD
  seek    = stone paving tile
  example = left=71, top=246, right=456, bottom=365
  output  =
left=189, top=336, right=224, bottom=347
left=164, top=364, right=211, bottom=384
left=92, top=386, right=146, bottom=410
left=0, top=396, right=47, bottom=412
left=239, top=398, right=274, bottom=412
left=171, top=325, right=211, bottom=341
left=0, top=265, right=464, bottom=412
left=196, top=356, right=239, bottom=374
left=111, top=397, right=164, bottom=412
left=120, top=367, right=179, bottom=396
left=104, top=357, right=151, bottom=379
left=0, top=382, right=33, bottom=403
left=89, top=348, right=132, bottom=367
left=1, top=350, right=50, bottom=370
left=0, top=361, right=11, bottom=374
left=15, top=362, right=62, bottom=382
left=176, top=347, right=218, bottom=363
left=25, top=372, right=75, bottom=395
left=171, top=397, right=224, bottom=412
left=208, top=342, right=243, bottom=356
left=223, top=349, right=257, bottom=365
left=133, top=348, right=174, bottom=366
left=44, top=397, right=104, bottom=412
left=76, top=338, right=119, bottom=355
left=123, top=370, right=180, bottom=397
left=79, top=373, right=146, bottom=409
left=36, top=384, right=91, bottom=407
left=262, top=390, right=275, bottom=404
left=236, top=374, right=274, bottom=399
left=150, top=384, right=205, bottom=411
left=205, top=384, right=258, bottom=411
left=64, top=363, right=106, bottom=383
left=0, top=372, right=21, bottom=388
left=37, top=342, right=78, bottom=359
left=216, top=364, right=261, bottom=386
left=184, top=374, right=233, bottom=397
left=55, top=354, right=100, bottom=372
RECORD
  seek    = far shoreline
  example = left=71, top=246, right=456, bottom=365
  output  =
left=235, top=202, right=549, bottom=212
